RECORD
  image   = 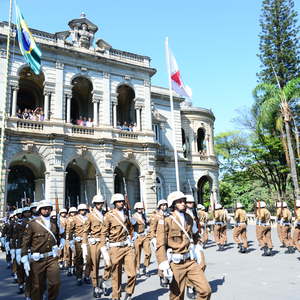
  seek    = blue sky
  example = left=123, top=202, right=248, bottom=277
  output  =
left=1, top=0, right=299, bottom=134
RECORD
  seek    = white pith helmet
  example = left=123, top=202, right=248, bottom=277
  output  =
left=197, top=204, right=205, bottom=210
left=134, top=202, right=144, bottom=210
left=157, top=199, right=168, bottom=208
left=37, top=200, right=53, bottom=211
left=92, top=194, right=105, bottom=204
left=111, top=193, right=125, bottom=205
left=236, top=203, right=243, bottom=209
left=167, top=191, right=186, bottom=208
left=185, top=195, right=195, bottom=203
left=68, top=207, right=77, bottom=213
left=215, top=203, right=222, bottom=210
left=77, top=204, right=88, bottom=211
left=59, top=208, right=67, bottom=214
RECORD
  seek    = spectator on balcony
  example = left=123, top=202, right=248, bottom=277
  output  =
left=23, top=108, right=29, bottom=119
left=86, top=117, right=93, bottom=127
left=82, top=117, right=88, bottom=126
left=117, top=121, right=122, bottom=130
left=16, top=109, right=22, bottom=119
left=39, top=111, right=45, bottom=121
left=77, top=116, right=84, bottom=126
left=122, top=121, right=129, bottom=131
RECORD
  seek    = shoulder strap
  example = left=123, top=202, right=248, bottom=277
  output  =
left=109, top=212, right=129, bottom=234
left=35, top=220, right=57, bottom=244
left=169, top=215, right=193, bottom=243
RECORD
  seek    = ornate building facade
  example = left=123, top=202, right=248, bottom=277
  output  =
left=0, top=14, right=219, bottom=215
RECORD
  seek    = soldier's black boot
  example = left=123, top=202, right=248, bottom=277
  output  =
left=267, top=248, right=273, bottom=256
left=240, top=246, right=246, bottom=253
left=83, top=276, right=91, bottom=284
left=160, top=277, right=168, bottom=288
left=123, top=293, right=132, bottom=300
left=262, top=246, right=268, bottom=256
left=99, top=277, right=110, bottom=296
left=186, top=286, right=196, bottom=299
left=285, top=246, right=295, bottom=254
left=17, top=284, right=24, bottom=294
left=217, top=244, right=222, bottom=251
left=76, top=278, right=82, bottom=286
left=237, top=243, right=241, bottom=249
left=93, top=287, right=102, bottom=298
left=67, top=267, right=72, bottom=276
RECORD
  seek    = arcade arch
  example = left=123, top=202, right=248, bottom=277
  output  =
left=197, top=175, right=212, bottom=205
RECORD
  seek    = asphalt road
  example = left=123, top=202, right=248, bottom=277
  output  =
left=0, top=225, right=299, bottom=300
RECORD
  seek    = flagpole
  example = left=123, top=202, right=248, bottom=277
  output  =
left=0, top=0, right=13, bottom=216
left=165, top=37, right=180, bottom=191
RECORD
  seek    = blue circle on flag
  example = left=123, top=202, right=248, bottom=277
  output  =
left=22, top=29, right=31, bottom=52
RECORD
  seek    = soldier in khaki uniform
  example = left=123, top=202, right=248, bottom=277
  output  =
left=156, top=191, right=211, bottom=300
left=21, top=200, right=66, bottom=300
left=257, top=201, right=273, bottom=256
left=276, top=202, right=284, bottom=247
left=100, top=193, right=137, bottom=300
left=280, top=202, right=294, bottom=254
left=293, top=199, right=300, bottom=252
left=66, top=203, right=91, bottom=285
left=149, top=199, right=169, bottom=287
left=58, top=208, right=68, bottom=269
left=213, top=204, right=227, bottom=251
left=132, top=202, right=151, bottom=277
left=83, top=194, right=110, bottom=298
left=255, top=201, right=264, bottom=248
left=65, top=207, right=77, bottom=276
left=233, top=203, right=248, bottom=253
left=1, top=212, right=13, bottom=269
left=8, top=209, right=19, bottom=283
left=197, top=204, right=208, bottom=247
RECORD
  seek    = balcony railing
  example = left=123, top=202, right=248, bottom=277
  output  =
left=17, top=120, right=44, bottom=131
left=117, top=131, right=138, bottom=139
left=71, top=125, right=94, bottom=135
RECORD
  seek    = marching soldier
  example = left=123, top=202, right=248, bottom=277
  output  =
left=213, top=203, right=227, bottom=251
left=66, top=203, right=91, bottom=285
left=293, top=199, right=300, bottom=252
left=1, top=212, right=14, bottom=269
left=257, top=201, right=273, bottom=256
left=29, top=202, right=39, bottom=219
left=83, top=195, right=110, bottom=298
left=156, top=191, right=211, bottom=300
left=58, top=208, right=68, bottom=269
left=280, top=202, right=294, bottom=254
left=197, top=204, right=208, bottom=247
left=233, top=203, right=248, bottom=253
left=255, top=201, right=264, bottom=249
left=276, top=202, right=284, bottom=247
left=65, top=206, right=77, bottom=276
left=8, top=209, right=19, bottom=283
left=132, top=202, right=151, bottom=277
left=149, top=199, right=169, bottom=287
left=100, top=193, right=137, bottom=300
left=21, top=200, right=66, bottom=300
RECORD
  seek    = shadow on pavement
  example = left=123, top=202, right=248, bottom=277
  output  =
left=134, top=287, right=168, bottom=300
left=246, top=247, right=256, bottom=253
left=209, top=276, right=225, bottom=293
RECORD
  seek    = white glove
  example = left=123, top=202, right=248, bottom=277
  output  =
left=130, top=217, right=137, bottom=225
left=159, top=260, right=173, bottom=283
left=16, top=248, right=22, bottom=265
left=5, top=241, right=10, bottom=253
left=88, top=238, right=97, bottom=245
left=10, top=248, right=16, bottom=260
left=0, top=237, right=5, bottom=246
left=100, top=246, right=111, bottom=267
left=81, top=243, right=88, bottom=261
left=151, top=238, right=157, bottom=250
left=58, top=238, right=66, bottom=250
left=52, top=245, right=59, bottom=257
left=132, top=232, right=138, bottom=242
left=21, top=255, right=30, bottom=277
left=69, top=240, right=75, bottom=251
left=194, top=244, right=204, bottom=265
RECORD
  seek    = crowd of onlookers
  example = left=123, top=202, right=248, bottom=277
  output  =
left=16, top=107, right=45, bottom=121
left=116, top=121, right=137, bottom=131
left=71, top=116, right=94, bottom=127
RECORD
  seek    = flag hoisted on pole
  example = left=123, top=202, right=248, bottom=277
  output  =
left=15, top=3, right=42, bottom=75
left=165, top=37, right=192, bottom=191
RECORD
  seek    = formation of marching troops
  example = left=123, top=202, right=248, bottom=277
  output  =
left=0, top=193, right=299, bottom=300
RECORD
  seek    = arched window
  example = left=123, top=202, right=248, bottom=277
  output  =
left=197, top=128, right=206, bottom=152
left=182, top=128, right=187, bottom=158
left=117, top=85, right=135, bottom=126
left=156, top=176, right=164, bottom=201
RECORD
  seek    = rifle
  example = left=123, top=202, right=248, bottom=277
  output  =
left=122, top=177, right=134, bottom=238
left=188, top=179, right=201, bottom=234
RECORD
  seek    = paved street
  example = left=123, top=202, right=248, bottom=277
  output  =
left=0, top=225, right=299, bottom=300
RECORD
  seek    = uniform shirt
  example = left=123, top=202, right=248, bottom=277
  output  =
left=198, top=210, right=208, bottom=224
left=281, top=208, right=292, bottom=223
left=214, top=209, right=227, bottom=223
left=276, top=208, right=283, bottom=221
left=100, top=208, right=132, bottom=247
left=156, top=211, right=198, bottom=265
left=234, top=208, right=247, bottom=223
left=132, top=212, right=148, bottom=234
left=257, top=208, right=271, bottom=223
left=67, top=214, right=88, bottom=240
left=82, top=208, right=105, bottom=243
left=149, top=210, right=166, bottom=239
left=21, top=216, right=62, bottom=256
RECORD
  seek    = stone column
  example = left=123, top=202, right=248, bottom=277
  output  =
left=113, top=103, right=117, bottom=127
left=139, top=175, right=145, bottom=206
left=136, top=107, right=141, bottom=131
left=43, top=91, right=50, bottom=120
left=34, top=178, right=45, bottom=201
left=66, top=93, right=71, bottom=123
left=11, top=85, right=19, bottom=117
left=93, top=100, right=98, bottom=126
left=209, top=125, right=215, bottom=156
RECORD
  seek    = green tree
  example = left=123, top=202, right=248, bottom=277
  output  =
left=258, top=0, right=299, bottom=87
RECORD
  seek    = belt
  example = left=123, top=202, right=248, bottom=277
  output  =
left=109, top=241, right=129, bottom=247
left=137, top=232, right=147, bottom=237
left=256, top=221, right=261, bottom=225
left=88, top=238, right=101, bottom=245
left=237, top=222, right=246, bottom=225
left=260, top=223, right=270, bottom=226
left=171, top=252, right=190, bottom=264
left=30, top=251, right=53, bottom=262
left=215, top=222, right=224, bottom=225
left=282, top=222, right=291, bottom=226
left=74, top=237, right=83, bottom=242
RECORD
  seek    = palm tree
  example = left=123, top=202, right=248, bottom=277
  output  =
left=252, top=77, right=300, bottom=198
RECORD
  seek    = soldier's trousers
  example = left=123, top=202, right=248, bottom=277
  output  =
left=256, top=225, right=263, bottom=247
left=16, top=262, right=25, bottom=284
left=281, top=225, right=293, bottom=247
left=260, top=225, right=273, bottom=248
left=89, top=242, right=111, bottom=287
left=109, top=245, right=136, bottom=299
left=200, top=225, right=208, bottom=245
left=74, top=241, right=91, bottom=279
left=66, top=241, right=74, bottom=268
left=293, top=226, right=300, bottom=251
left=233, top=224, right=248, bottom=248
left=134, top=236, right=151, bottom=270
left=277, top=224, right=284, bottom=244
left=170, top=259, right=211, bottom=300
left=30, top=257, right=60, bottom=300
left=214, top=225, right=226, bottom=245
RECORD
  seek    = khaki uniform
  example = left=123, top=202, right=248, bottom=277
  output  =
left=21, top=216, right=64, bottom=300
left=100, top=209, right=136, bottom=300
left=233, top=208, right=248, bottom=248
left=83, top=208, right=110, bottom=288
left=132, top=212, right=151, bottom=272
left=66, top=214, right=91, bottom=279
left=1, top=221, right=12, bottom=265
left=198, top=210, right=208, bottom=245
left=8, top=220, right=18, bottom=274
left=156, top=211, right=211, bottom=300
left=59, top=216, right=68, bottom=266
left=293, top=208, right=300, bottom=251
left=257, top=208, right=273, bottom=249
left=255, top=208, right=263, bottom=247
left=213, top=209, right=227, bottom=246
left=65, top=216, right=76, bottom=269
left=281, top=208, right=293, bottom=247
left=276, top=208, right=284, bottom=244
